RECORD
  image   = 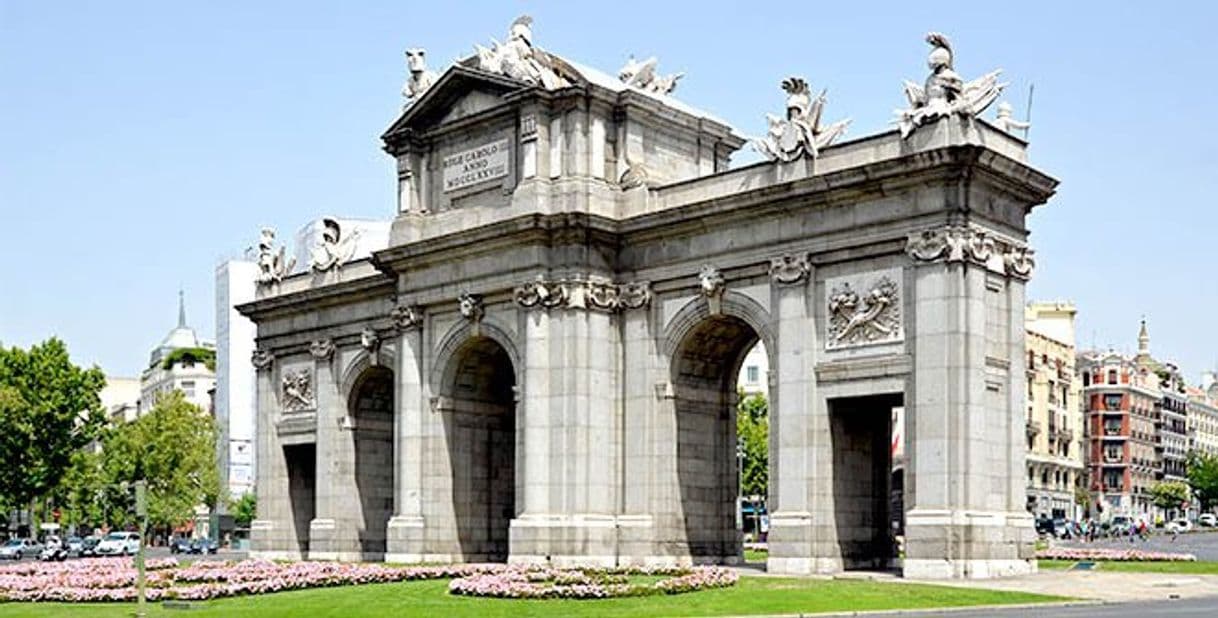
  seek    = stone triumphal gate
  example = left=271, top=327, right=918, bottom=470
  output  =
left=241, top=20, right=1057, bottom=578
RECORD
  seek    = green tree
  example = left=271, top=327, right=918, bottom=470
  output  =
left=1150, top=480, right=1192, bottom=511
left=1187, top=451, right=1218, bottom=511
left=230, top=492, right=257, bottom=528
left=55, top=450, right=107, bottom=529
left=736, top=392, right=769, bottom=498
left=0, top=338, right=106, bottom=512
left=99, top=391, right=221, bottom=529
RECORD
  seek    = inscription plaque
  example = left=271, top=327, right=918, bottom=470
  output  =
left=442, top=139, right=509, bottom=192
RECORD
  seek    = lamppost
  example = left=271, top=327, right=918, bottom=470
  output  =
left=134, top=479, right=148, bottom=618
left=736, top=437, right=744, bottom=533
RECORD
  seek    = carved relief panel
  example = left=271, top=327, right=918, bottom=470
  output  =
left=824, top=268, right=904, bottom=351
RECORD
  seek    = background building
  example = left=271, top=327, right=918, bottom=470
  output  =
left=215, top=260, right=258, bottom=501
left=139, top=291, right=216, bottom=414
left=1187, top=383, right=1218, bottom=456
left=1024, top=302, right=1084, bottom=519
left=736, top=343, right=768, bottom=396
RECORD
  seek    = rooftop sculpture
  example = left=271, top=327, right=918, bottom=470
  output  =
left=993, top=101, right=1031, bottom=136
left=255, top=228, right=295, bottom=286
left=755, top=77, right=850, bottom=162
left=401, top=48, right=438, bottom=108
left=618, top=56, right=682, bottom=95
left=472, top=15, right=577, bottom=89
left=895, top=32, right=1005, bottom=138
left=309, top=218, right=360, bottom=273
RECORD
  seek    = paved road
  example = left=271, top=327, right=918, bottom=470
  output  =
left=1058, top=529, right=1218, bottom=560
left=893, top=597, right=1218, bottom=617
left=0, top=547, right=246, bottom=564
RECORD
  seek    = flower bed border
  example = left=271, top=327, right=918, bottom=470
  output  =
left=447, top=565, right=738, bottom=600
left=0, top=559, right=738, bottom=603
left=1036, top=548, right=1198, bottom=562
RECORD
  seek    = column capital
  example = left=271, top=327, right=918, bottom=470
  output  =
left=906, top=224, right=1035, bottom=280
left=769, top=252, right=812, bottom=285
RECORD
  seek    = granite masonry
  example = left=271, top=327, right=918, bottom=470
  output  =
left=238, top=20, right=1058, bottom=579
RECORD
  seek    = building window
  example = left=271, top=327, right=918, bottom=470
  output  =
left=746, top=366, right=759, bottom=383
left=1104, top=394, right=1123, bottom=411
left=181, top=380, right=195, bottom=398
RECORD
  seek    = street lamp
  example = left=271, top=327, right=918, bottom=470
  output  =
left=736, top=437, right=745, bottom=534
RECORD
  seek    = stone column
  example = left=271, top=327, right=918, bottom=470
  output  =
left=618, top=290, right=659, bottom=564
left=249, top=350, right=301, bottom=559
left=765, top=254, right=831, bottom=574
left=309, top=344, right=361, bottom=561
left=387, top=307, right=426, bottom=562
left=903, top=225, right=1036, bottom=579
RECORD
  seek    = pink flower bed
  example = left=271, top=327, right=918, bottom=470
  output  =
left=1037, top=547, right=1198, bottom=562
left=448, top=565, right=739, bottom=599
left=0, top=558, right=737, bottom=603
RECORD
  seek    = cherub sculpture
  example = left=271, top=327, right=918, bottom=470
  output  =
left=993, top=101, right=1030, bottom=136
left=618, top=56, right=683, bottom=95
left=473, top=15, right=573, bottom=90
left=895, top=32, right=1005, bottom=138
left=401, top=48, right=438, bottom=108
left=755, top=77, right=851, bottom=162
left=309, top=218, right=360, bottom=273
left=256, top=228, right=295, bottom=286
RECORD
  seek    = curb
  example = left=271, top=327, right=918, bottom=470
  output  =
left=723, top=599, right=1104, bottom=618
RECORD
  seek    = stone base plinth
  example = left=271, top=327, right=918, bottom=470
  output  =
left=903, top=509, right=1037, bottom=579
left=765, top=511, right=846, bottom=575
left=384, top=515, right=427, bottom=563
left=249, top=519, right=305, bottom=561
left=307, top=518, right=366, bottom=562
left=508, top=514, right=619, bottom=567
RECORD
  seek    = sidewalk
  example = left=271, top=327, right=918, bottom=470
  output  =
left=910, top=569, right=1218, bottom=603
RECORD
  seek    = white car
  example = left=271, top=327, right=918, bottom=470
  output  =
left=1166, top=518, right=1193, bottom=534
left=1199, top=513, right=1217, bottom=528
left=94, top=532, right=141, bottom=556
left=0, top=538, right=43, bottom=560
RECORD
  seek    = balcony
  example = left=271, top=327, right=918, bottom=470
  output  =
left=1026, top=420, right=1042, bottom=438
left=1103, top=453, right=1125, bottom=464
left=1103, top=426, right=1125, bottom=438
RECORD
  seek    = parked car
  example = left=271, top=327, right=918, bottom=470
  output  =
left=94, top=532, right=140, bottom=556
left=78, top=536, right=100, bottom=557
left=1034, top=516, right=1054, bottom=535
left=66, top=536, right=83, bottom=554
left=169, top=537, right=193, bottom=554
left=1167, top=518, right=1193, bottom=534
left=189, top=538, right=218, bottom=555
left=1199, top=513, right=1217, bottom=528
left=0, top=538, right=44, bottom=560
left=1052, top=518, right=1075, bottom=539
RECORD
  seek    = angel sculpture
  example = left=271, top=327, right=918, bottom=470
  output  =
left=473, top=15, right=573, bottom=90
left=309, top=218, right=360, bottom=273
left=894, top=32, right=1005, bottom=138
left=256, top=228, right=295, bottom=286
left=618, top=56, right=683, bottom=95
left=993, top=101, right=1030, bottom=136
left=401, top=48, right=438, bottom=109
left=755, top=77, right=851, bottom=162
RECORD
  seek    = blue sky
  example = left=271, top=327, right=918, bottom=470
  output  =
left=2, top=1, right=1216, bottom=379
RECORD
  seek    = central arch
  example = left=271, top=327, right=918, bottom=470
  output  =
left=670, top=312, right=764, bottom=563
left=439, top=335, right=517, bottom=562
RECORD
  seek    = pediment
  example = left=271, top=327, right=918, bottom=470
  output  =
left=382, top=66, right=527, bottom=146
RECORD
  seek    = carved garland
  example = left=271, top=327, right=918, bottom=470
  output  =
left=906, top=224, right=1035, bottom=279
left=513, top=277, right=653, bottom=312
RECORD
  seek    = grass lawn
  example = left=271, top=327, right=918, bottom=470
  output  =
left=743, top=548, right=768, bottom=562
left=0, top=576, right=1065, bottom=618
left=1038, top=559, right=1218, bottom=575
